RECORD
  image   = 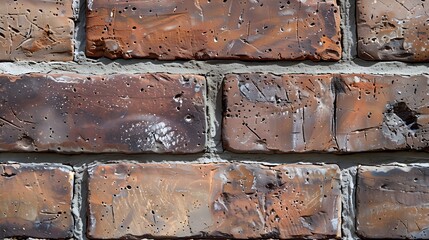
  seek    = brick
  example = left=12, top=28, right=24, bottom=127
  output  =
left=223, top=73, right=336, bottom=153
left=335, top=74, right=429, bottom=152
left=357, top=0, right=429, bottom=61
left=86, top=0, right=341, bottom=60
left=357, top=166, right=429, bottom=239
left=87, top=163, right=341, bottom=239
left=0, top=164, right=74, bottom=238
left=0, top=73, right=205, bottom=153
left=0, top=0, right=74, bottom=61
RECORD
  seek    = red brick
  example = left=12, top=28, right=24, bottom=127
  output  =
left=0, top=74, right=205, bottom=153
left=357, top=0, right=429, bottom=61
left=87, top=163, right=341, bottom=239
left=86, top=0, right=341, bottom=60
left=0, top=0, right=74, bottom=61
left=335, top=74, right=429, bottom=152
left=223, top=73, right=336, bottom=153
left=0, top=164, right=74, bottom=238
left=356, top=166, right=429, bottom=239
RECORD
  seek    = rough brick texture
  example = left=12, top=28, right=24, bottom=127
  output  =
left=86, top=0, right=341, bottom=60
left=223, top=74, right=429, bottom=153
left=336, top=74, right=429, bottom=152
left=0, top=0, right=74, bottom=61
left=223, top=73, right=336, bottom=152
left=0, top=74, right=205, bottom=153
left=356, top=166, right=429, bottom=239
left=0, top=164, right=74, bottom=238
left=88, top=163, right=341, bottom=239
left=357, top=0, right=429, bottom=61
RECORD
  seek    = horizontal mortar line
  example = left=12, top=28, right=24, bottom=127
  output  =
left=1, top=152, right=429, bottom=168
left=0, top=61, right=429, bottom=76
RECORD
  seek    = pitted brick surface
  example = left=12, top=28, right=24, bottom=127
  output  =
left=335, top=74, right=429, bottom=152
left=357, top=166, right=429, bottom=239
left=223, top=73, right=336, bottom=153
left=223, top=74, right=429, bottom=153
left=0, top=164, right=74, bottom=238
left=0, top=74, right=205, bottom=153
left=0, top=0, right=74, bottom=61
left=86, top=0, right=341, bottom=60
left=87, top=163, right=341, bottom=239
left=357, top=0, right=429, bottom=61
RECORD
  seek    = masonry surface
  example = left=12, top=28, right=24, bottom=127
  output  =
left=0, top=0, right=429, bottom=239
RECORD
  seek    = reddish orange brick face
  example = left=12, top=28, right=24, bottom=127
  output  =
left=87, top=163, right=341, bottom=239
left=0, top=0, right=74, bottom=61
left=357, top=166, right=429, bottom=239
left=335, top=74, right=429, bottom=152
left=223, top=74, right=429, bottom=153
left=86, top=0, right=341, bottom=60
left=357, top=0, right=429, bottom=61
left=223, top=73, right=336, bottom=153
left=0, top=164, right=74, bottom=238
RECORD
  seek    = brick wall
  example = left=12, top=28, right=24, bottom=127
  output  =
left=0, top=0, right=429, bottom=239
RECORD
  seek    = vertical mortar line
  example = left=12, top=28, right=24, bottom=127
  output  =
left=341, top=167, right=359, bottom=239
left=73, top=0, right=88, bottom=62
left=205, top=70, right=224, bottom=154
left=72, top=164, right=89, bottom=240
left=339, top=0, right=355, bottom=61
left=341, top=167, right=358, bottom=239
left=348, top=0, right=357, bottom=59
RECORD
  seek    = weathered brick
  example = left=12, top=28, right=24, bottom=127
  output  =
left=88, top=163, right=341, bottom=239
left=357, top=166, right=429, bottom=239
left=0, top=164, right=74, bottom=238
left=0, top=74, right=205, bottom=153
left=223, top=73, right=336, bottom=153
left=357, top=0, right=429, bottom=61
left=335, top=74, right=429, bottom=152
left=86, top=0, right=341, bottom=60
left=0, top=0, right=74, bottom=61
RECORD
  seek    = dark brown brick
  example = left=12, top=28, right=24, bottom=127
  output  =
left=357, top=166, right=429, bottom=239
left=357, top=0, right=429, bottom=61
left=88, top=163, right=341, bottom=239
left=335, top=74, right=429, bottom=152
left=0, top=164, right=74, bottom=238
left=0, top=74, right=205, bottom=153
left=86, top=0, right=341, bottom=60
left=223, top=73, right=336, bottom=153
left=0, top=0, right=74, bottom=61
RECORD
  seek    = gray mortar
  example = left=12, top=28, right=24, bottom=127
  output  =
left=71, top=164, right=88, bottom=240
left=341, top=167, right=358, bottom=240
left=73, top=0, right=87, bottom=62
left=0, top=0, right=429, bottom=239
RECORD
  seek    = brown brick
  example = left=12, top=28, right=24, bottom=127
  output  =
left=357, top=0, right=429, bottom=61
left=335, top=74, right=429, bottom=152
left=357, top=166, right=429, bottom=239
left=0, top=74, right=205, bottom=153
left=87, top=163, right=341, bottom=239
left=0, top=164, right=74, bottom=238
left=86, top=0, right=341, bottom=60
left=0, top=0, right=74, bottom=61
left=223, top=73, right=336, bottom=153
